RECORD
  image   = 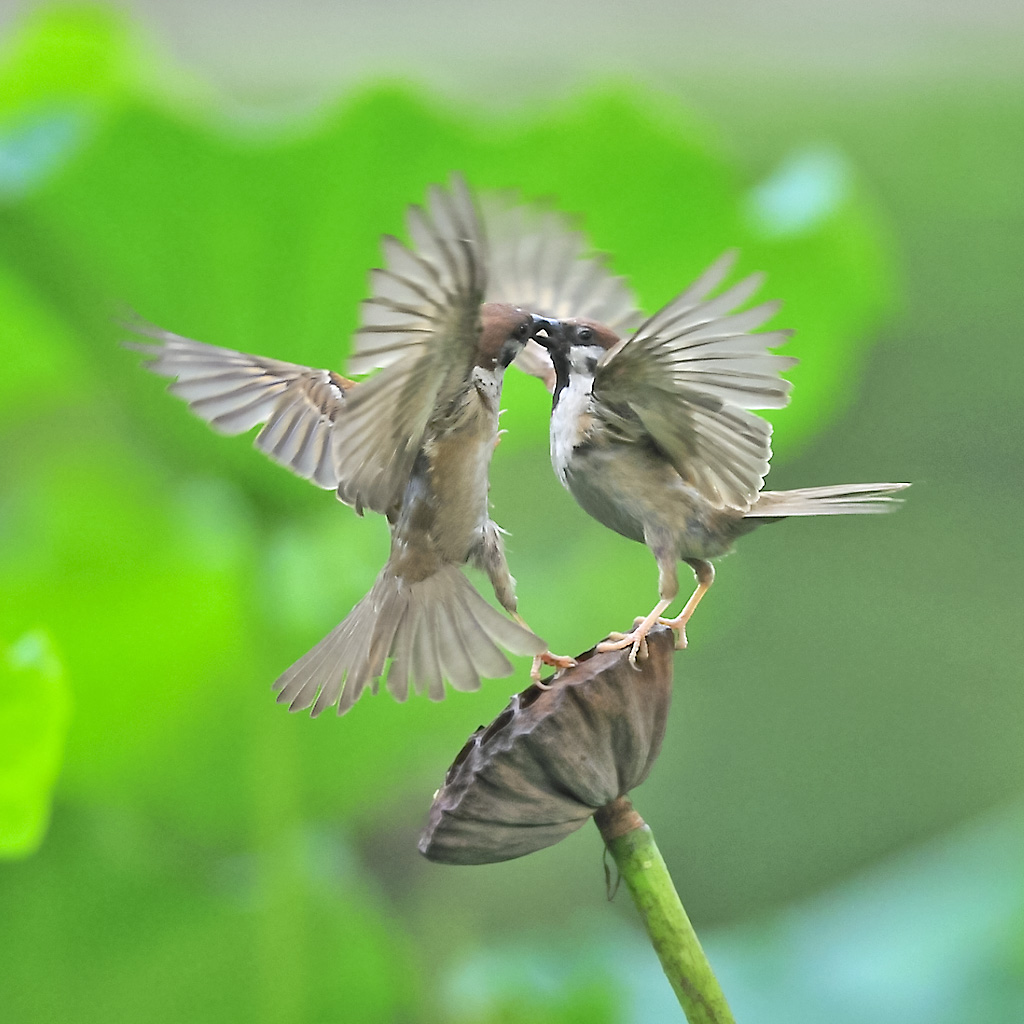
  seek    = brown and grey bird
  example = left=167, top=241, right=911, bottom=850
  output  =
left=129, top=177, right=570, bottom=715
left=533, top=251, right=909, bottom=661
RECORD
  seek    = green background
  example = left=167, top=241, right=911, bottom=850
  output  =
left=1, top=5, right=1022, bottom=1021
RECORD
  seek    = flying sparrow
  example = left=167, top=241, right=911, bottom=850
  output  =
left=129, top=177, right=569, bottom=715
left=534, top=251, right=909, bottom=662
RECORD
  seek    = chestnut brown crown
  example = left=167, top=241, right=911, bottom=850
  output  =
left=477, top=302, right=560, bottom=369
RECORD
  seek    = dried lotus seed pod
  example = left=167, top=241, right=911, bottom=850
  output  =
left=419, top=626, right=674, bottom=865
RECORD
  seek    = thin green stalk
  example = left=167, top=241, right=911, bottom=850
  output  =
left=595, top=796, right=736, bottom=1024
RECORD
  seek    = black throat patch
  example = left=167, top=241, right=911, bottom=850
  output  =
left=549, top=345, right=572, bottom=409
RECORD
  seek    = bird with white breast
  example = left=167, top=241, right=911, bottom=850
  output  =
left=532, top=251, right=909, bottom=663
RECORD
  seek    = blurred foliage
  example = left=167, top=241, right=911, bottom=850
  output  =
left=0, top=630, right=70, bottom=856
left=1, top=3, right=1023, bottom=1023
left=705, top=802, right=1024, bottom=1024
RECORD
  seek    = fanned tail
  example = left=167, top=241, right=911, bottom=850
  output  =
left=746, top=481, right=910, bottom=518
left=273, top=564, right=546, bottom=717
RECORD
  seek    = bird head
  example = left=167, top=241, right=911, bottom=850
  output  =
left=477, top=303, right=565, bottom=371
left=530, top=316, right=620, bottom=399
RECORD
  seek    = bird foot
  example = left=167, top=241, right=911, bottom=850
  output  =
left=596, top=628, right=650, bottom=668
left=658, top=617, right=690, bottom=650
left=530, top=650, right=577, bottom=684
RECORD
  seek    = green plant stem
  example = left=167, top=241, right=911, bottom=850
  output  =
left=595, top=796, right=736, bottom=1024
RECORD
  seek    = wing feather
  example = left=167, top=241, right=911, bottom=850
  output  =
left=334, top=175, right=488, bottom=513
left=596, top=253, right=797, bottom=510
left=127, top=324, right=352, bottom=489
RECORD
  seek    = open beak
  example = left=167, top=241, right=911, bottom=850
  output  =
left=529, top=315, right=564, bottom=349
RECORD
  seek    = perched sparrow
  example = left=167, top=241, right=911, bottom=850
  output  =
left=534, top=251, right=909, bottom=661
left=130, top=177, right=569, bottom=715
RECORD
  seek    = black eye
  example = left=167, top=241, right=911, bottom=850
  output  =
left=513, top=321, right=530, bottom=339
left=576, top=326, right=594, bottom=343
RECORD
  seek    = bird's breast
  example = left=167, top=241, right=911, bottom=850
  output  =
left=550, top=375, right=597, bottom=484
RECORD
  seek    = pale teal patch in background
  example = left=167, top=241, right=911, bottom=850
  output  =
left=745, top=148, right=852, bottom=238
left=0, top=107, right=90, bottom=200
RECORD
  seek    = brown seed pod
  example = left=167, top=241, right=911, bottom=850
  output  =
left=419, top=626, right=675, bottom=865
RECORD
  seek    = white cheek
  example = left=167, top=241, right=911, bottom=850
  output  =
left=471, top=365, right=502, bottom=402
left=570, top=346, right=603, bottom=374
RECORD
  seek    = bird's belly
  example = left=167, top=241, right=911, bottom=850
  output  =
left=421, top=407, right=497, bottom=562
left=564, top=453, right=647, bottom=544
left=564, top=445, right=738, bottom=559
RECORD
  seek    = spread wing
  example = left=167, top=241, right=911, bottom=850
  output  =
left=595, top=252, right=798, bottom=511
left=334, top=175, right=488, bottom=513
left=127, top=323, right=354, bottom=489
left=127, top=177, right=487, bottom=513
left=481, top=193, right=641, bottom=391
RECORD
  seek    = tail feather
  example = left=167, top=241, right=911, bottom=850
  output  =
left=452, top=588, right=518, bottom=679
left=408, top=606, right=443, bottom=700
left=746, top=481, right=910, bottom=517
left=435, top=600, right=478, bottom=694
left=273, top=563, right=546, bottom=717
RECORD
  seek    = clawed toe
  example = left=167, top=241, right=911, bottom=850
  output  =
left=629, top=635, right=649, bottom=666
left=529, top=655, right=545, bottom=683
left=658, top=618, right=689, bottom=650
left=599, top=631, right=630, bottom=645
left=597, top=629, right=650, bottom=668
left=530, top=650, right=577, bottom=684
left=541, top=651, right=577, bottom=670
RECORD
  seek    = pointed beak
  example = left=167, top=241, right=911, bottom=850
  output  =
left=529, top=316, right=564, bottom=349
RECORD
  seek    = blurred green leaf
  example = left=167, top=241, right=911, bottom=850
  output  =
left=0, top=5, right=205, bottom=118
left=444, top=939, right=622, bottom=1024
left=0, top=261, right=95, bottom=426
left=0, top=427, right=257, bottom=802
left=0, top=809, right=420, bottom=1022
left=0, top=630, right=70, bottom=857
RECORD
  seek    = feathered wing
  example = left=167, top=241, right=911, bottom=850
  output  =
left=480, top=192, right=641, bottom=392
left=129, top=178, right=491, bottom=514
left=334, top=175, right=489, bottom=514
left=274, top=563, right=546, bottom=717
left=595, top=251, right=798, bottom=511
left=127, top=323, right=353, bottom=489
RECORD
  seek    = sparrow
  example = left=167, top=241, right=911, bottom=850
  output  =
left=533, top=251, right=909, bottom=661
left=129, top=177, right=572, bottom=715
